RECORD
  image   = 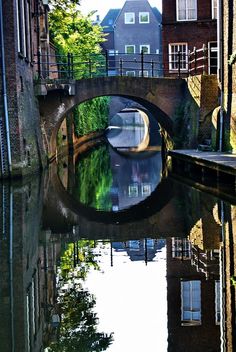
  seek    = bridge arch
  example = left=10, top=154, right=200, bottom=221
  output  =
left=38, top=76, right=186, bottom=158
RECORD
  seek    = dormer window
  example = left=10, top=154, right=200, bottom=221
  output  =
left=139, top=12, right=150, bottom=23
left=124, top=12, right=135, bottom=24
left=177, top=0, right=197, bottom=21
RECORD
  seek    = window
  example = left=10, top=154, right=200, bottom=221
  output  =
left=177, top=0, right=197, bottom=21
left=139, top=12, right=150, bottom=23
left=128, top=240, right=140, bottom=250
left=140, top=45, right=150, bottom=54
left=141, top=183, right=151, bottom=194
left=108, top=49, right=118, bottom=56
left=125, top=45, right=135, bottom=54
left=169, top=43, right=188, bottom=71
left=181, top=280, right=201, bottom=325
left=212, top=0, right=217, bottom=19
left=172, top=238, right=191, bottom=259
left=125, top=12, right=135, bottom=24
left=208, top=42, right=218, bottom=74
left=128, top=183, right=138, bottom=196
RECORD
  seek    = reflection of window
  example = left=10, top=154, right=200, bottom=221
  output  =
left=126, top=71, right=136, bottom=77
left=125, top=45, right=135, bottom=54
left=181, top=280, right=201, bottom=325
left=125, top=12, right=135, bottom=24
left=172, top=237, right=191, bottom=259
left=139, top=12, right=150, bottom=23
left=129, top=240, right=140, bottom=250
left=215, top=280, right=220, bottom=325
left=146, top=239, right=154, bottom=249
left=169, top=43, right=188, bottom=71
left=140, top=44, right=150, bottom=54
left=212, top=0, right=217, bottom=19
left=177, top=0, right=197, bottom=21
left=141, top=183, right=151, bottom=195
left=128, top=183, right=139, bottom=196
left=139, top=70, right=149, bottom=77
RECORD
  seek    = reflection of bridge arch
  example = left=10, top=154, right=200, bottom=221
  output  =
left=38, top=77, right=186, bottom=158
left=43, top=162, right=188, bottom=240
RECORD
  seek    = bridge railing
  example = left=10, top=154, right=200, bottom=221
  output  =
left=34, top=45, right=216, bottom=80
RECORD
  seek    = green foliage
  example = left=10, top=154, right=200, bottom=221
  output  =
left=74, top=145, right=113, bottom=211
left=46, top=240, right=113, bottom=352
left=49, top=3, right=109, bottom=137
left=74, top=97, right=110, bottom=136
left=228, top=51, right=236, bottom=66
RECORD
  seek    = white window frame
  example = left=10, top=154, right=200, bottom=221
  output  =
left=140, top=44, right=150, bottom=54
left=108, top=49, right=118, bottom=56
left=125, top=45, right=136, bottom=54
left=128, top=183, right=138, bottom=195
left=176, top=0, right=197, bottom=21
left=124, top=12, right=135, bottom=24
left=168, top=43, right=188, bottom=72
left=141, top=183, right=151, bottom=194
left=139, top=70, right=149, bottom=77
left=208, top=41, right=218, bottom=74
left=139, top=12, right=150, bottom=23
left=212, top=0, right=217, bottom=19
left=181, top=280, right=201, bottom=326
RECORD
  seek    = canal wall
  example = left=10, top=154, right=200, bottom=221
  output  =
left=171, top=74, right=219, bottom=150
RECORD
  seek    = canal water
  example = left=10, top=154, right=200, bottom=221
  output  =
left=0, top=121, right=235, bottom=352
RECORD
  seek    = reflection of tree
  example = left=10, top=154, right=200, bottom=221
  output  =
left=46, top=240, right=113, bottom=351
left=48, top=288, right=113, bottom=352
left=74, top=145, right=113, bottom=210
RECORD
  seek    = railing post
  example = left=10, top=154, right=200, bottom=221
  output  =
left=105, top=50, right=109, bottom=77
left=119, top=58, right=123, bottom=76
left=178, top=50, right=181, bottom=77
left=151, top=59, right=154, bottom=77
left=67, top=52, right=71, bottom=79
left=141, top=50, right=144, bottom=77
left=194, top=46, right=197, bottom=75
left=71, top=53, right=74, bottom=79
left=202, top=44, right=206, bottom=75
left=89, top=58, right=92, bottom=78
left=37, top=50, right=41, bottom=79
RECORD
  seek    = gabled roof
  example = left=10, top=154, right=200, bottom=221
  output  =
left=100, top=9, right=121, bottom=32
left=152, top=7, right=162, bottom=23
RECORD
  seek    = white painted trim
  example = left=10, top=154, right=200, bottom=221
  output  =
left=176, top=0, right=197, bottom=21
left=139, top=12, right=150, bottom=23
left=125, top=45, right=136, bottom=54
left=140, top=44, right=150, bottom=54
left=124, top=12, right=135, bottom=24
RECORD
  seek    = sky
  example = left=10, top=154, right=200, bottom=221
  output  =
left=79, top=0, right=162, bottom=20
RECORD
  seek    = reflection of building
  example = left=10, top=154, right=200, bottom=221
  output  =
left=112, top=239, right=166, bottom=263
left=167, top=237, right=220, bottom=351
left=109, top=147, right=162, bottom=211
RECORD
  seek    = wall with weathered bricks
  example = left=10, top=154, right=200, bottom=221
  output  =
left=2, top=1, right=47, bottom=178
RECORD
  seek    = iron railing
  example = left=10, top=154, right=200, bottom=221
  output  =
left=34, top=45, right=217, bottom=80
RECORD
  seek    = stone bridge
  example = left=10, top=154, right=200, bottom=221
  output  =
left=37, top=76, right=186, bottom=159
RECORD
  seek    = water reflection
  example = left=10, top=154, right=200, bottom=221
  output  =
left=58, top=144, right=162, bottom=211
left=0, top=153, right=235, bottom=351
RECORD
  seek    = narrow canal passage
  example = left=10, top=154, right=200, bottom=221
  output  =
left=0, top=122, right=235, bottom=352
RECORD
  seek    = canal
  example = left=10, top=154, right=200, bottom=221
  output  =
left=0, top=116, right=235, bottom=352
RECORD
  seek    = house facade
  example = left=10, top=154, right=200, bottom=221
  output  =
left=100, top=0, right=162, bottom=77
left=162, top=0, right=217, bottom=77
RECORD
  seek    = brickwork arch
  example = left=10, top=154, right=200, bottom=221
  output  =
left=38, top=76, right=186, bottom=158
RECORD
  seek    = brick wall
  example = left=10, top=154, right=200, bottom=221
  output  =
left=162, top=0, right=217, bottom=76
left=1, top=1, right=48, bottom=178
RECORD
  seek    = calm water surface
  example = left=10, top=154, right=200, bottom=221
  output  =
left=0, top=136, right=235, bottom=352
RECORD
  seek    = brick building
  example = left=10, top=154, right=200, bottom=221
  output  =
left=0, top=0, right=50, bottom=178
left=162, top=0, right=217, bottom=77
